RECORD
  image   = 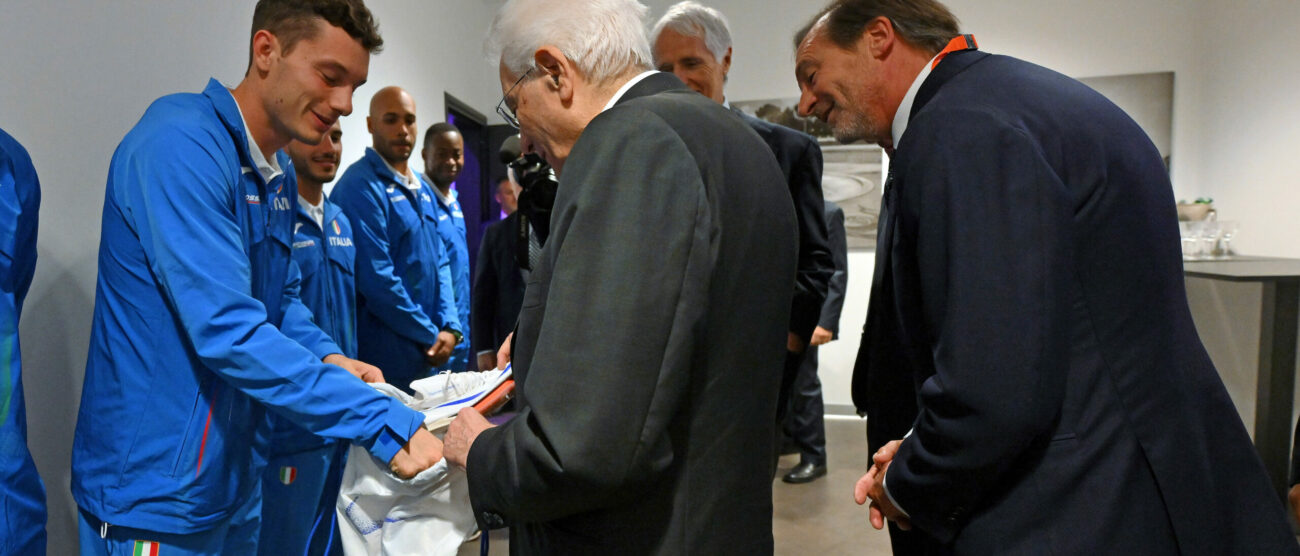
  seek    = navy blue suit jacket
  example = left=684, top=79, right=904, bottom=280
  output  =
left=854, top=50, right=1296, bottom=553
left=471, top=212, right=525, bottom=358
left=732, top=107, right=832, bottom=344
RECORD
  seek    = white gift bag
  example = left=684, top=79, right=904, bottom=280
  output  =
left=336, top=368, right=512, bottom=555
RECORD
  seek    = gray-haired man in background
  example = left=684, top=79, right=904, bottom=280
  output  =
left=652, top=0, right=834, bottom=485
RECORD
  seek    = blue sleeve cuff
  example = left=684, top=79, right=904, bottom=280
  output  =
left=364, top=398, right=425, bottom=463
left=310, top=338, right=343, bottom=361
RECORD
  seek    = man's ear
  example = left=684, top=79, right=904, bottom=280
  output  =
left=534, top=46, right=574, bottom=103
left=860, top=16, right=896, bottom=60
left=249, top=29, right=279, bottom=76
left=366, top=116, right=375, bottom=135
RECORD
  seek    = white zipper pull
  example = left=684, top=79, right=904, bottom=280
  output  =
left=100, top=521, right=109, bottom=538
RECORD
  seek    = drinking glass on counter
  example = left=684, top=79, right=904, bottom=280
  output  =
left=1216, top=221, right=1238, bottom=258
left=1199, top=220, right=1222, bottom=258
left=1180, top=221, right=1203, bottom=260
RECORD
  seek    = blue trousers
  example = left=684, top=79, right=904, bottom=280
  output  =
left=257, top=442, right=337, bottom=556
left=78, top=491, right=261, bottom=556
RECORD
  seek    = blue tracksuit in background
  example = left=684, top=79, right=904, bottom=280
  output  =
left=258, top=197, right=357, bottom=556
left=429, top=184, right=471, bottom=372
left=332, top=148, right=460, bottom=392
left=71, top=80, right=425, bottom=551
left=0, top=127, right=47, bottom=556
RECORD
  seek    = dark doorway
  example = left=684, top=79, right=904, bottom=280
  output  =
left=444, top=95, right=518, bottom=281
left=444, top=94, right=489, bottom=276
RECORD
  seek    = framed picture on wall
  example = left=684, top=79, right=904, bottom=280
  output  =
left=732, top=97, right=885, bottom=250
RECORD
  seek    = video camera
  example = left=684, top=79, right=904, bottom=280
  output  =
left=499, top=136, right=559, bottom=270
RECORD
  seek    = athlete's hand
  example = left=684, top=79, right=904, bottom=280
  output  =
left=324, top=353, right=385, bottom=383
left=389, top=427, right=443, bottom=479
left=426, top=332, right=457, bottom=366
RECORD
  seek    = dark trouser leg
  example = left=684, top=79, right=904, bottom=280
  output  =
left=775, top=349, right=804, bottom=423
left=784, top=345, right=826, bottom=465
left=773, top=350, right=805, bottom=475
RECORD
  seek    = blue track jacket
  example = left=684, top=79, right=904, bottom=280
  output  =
left=332, top=149, right=460, bottom=390
left=71, top=80, right=425, bottom=535
left=270, top=197, right=358, bottom=456
left=0, top=128, right=47, bottom=556
left=429, top=184, right=471, bottom=371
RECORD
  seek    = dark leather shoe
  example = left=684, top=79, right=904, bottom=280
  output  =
left=782, top=461, right=827, bottom=484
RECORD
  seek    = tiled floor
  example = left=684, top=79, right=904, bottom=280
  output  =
left=459, top=416, right=894, bottom=555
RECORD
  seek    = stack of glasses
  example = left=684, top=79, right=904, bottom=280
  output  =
left=1179, top=220, right=1239, bottom=261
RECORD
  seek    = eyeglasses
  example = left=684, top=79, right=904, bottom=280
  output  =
left=496, top=68, right=533, bottom=129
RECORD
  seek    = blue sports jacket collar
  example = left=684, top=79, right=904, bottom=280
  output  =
left=363, top=147, right=414, bottom=187
left=295, top=193, right=345, bottom=231
left=203, top=79, right=291, bottom=187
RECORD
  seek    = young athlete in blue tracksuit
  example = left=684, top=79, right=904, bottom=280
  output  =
left=70, top=78, right=430, bottom=555
left=422, top=122, right=473, bottom=373
left=0, top=127, right=47, bottom=556
left=430, top=187, right=471, bottom=372
left=332, top=147, right=462, bottom=392
left=258, top=185, right=358, bottom=556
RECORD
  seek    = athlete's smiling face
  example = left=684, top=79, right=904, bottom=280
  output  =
left=258, top=18, right=370, bottom=147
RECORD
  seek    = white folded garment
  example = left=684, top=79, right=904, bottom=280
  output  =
left=336, top=367, right=512, bottom=556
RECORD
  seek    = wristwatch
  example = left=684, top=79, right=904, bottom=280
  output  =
left=441, top=326, right=463, bottom=345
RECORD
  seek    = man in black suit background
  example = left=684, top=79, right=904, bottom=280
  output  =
left=781, top=200, right=847, bottom=483
left=442, top=0, right=797, bottom=553
left=471, top=176, right=525, bottom=371
left=650, top=2, right=834, bottom=484
left=792, top=1, right=1298, bottom=554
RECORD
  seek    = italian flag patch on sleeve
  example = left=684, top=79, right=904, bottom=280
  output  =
left=133, top=540, right=160, bottom=556
left=279, top=466, right=298, bottom=485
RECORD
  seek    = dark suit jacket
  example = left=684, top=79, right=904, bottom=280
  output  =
left=854, top=50, right=1297, bottom=554
left=466, top=72, right=797, bottom=555
left=818, top=200, right=847, bottom=338
left=471, top=212, right=525, bottom=357
left=732, top=107, right=832, bottom=344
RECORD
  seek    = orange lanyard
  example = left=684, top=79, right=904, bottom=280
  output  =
left=932, top=34, right=979, bottom=70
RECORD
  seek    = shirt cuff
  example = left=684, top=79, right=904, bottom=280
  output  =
left=363, top=398, right=425, bottom=463
left=882, top=466, right=911, bottom=519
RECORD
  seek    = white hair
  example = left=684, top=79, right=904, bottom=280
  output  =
left=649, top=1, right=732, bottom=62
left=486, top=0, right=654, bottom=85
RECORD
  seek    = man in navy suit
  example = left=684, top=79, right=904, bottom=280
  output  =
left=471, top=177, right=526, bottom=371
left=794, top=0, right=1298, bottom=553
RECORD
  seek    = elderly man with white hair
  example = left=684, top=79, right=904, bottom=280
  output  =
left=441, top=0, right=798, bottom=553
left=652, top=2, right=835, bottom=486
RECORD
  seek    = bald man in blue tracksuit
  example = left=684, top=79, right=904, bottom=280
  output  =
left=1, top=127, right=46, bottom=556
left=332, top=146, right=462, bottom=393
left=70, top=79, right=432, bottom=555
